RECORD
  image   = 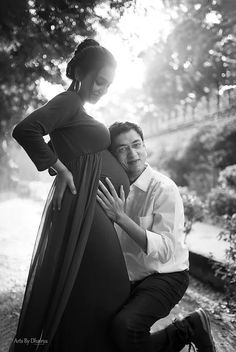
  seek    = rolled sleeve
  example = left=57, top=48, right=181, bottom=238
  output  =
left=145, top=182, right=184, bottom=262
left=146, top=229, right=174, bottom=262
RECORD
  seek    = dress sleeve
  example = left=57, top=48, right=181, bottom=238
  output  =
left=12, top=92, right=82, bottom=171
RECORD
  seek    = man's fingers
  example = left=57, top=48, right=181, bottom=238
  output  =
left=97, top=189, right=111, bottom=206
left=98, top=180, right=114, bottom=201
left=96, top=194, right=109, bottom=210
left=105, top=177, right=119, bottom=198
left=120, top=185, right=125, bottom=202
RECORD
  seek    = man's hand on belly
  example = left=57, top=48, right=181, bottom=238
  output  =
left=97, top=177, right=125, bottom=223
left=97, top=178, right=147, bottom=253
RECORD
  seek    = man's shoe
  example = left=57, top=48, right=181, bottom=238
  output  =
left=173, top=308, right=216, bottom=352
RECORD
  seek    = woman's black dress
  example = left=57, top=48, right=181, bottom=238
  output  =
left=11, top=91, right=130, bottom=351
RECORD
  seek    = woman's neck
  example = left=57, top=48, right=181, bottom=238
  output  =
left=67, top=83, right=85, bottom=105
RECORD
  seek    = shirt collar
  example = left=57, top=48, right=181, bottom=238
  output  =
left=130, top=163, right=153, bottom=192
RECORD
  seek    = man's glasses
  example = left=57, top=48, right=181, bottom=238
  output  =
left=115, top=141, right=144, bottom=155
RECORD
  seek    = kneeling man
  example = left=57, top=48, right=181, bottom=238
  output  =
left=97, top=122, right=215, bottom=352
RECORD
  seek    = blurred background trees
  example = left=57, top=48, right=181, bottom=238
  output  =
left=143, top=0, right=236, bottom=118
left=1, top=0, right=236, bottom=311
left=1, top=0, right=236, bottom=215
left=0, top=0, right=133, bottom=128
left=0, top=0, right=133, bottom=189
left=1, top=0, right=236, bottom=225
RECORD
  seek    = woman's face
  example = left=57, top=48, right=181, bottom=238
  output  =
left=79, top=66, right=115, bottom=104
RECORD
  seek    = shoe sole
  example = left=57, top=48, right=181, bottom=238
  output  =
left=197, top=308, right=216, bottom=352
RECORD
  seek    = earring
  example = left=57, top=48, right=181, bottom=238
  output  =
left=74, top=79, right=81, bottom=93
left=73, top=79, right=81, bottom=93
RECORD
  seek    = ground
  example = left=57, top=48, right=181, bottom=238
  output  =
left=0, top=191, right=235, bottom=351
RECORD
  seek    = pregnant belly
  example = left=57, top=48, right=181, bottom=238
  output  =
left=100, top=150, right=130, bottom=197
left=72, top=150, right=130, bottom=314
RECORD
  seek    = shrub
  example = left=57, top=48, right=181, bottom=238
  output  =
left=160, top=118, right=236, bottom=198
left=207, top=165, right=236, bottom=311
left=162, top=124, right=219, bottom=190
left=207, top=187, right=236, bottom=217
left=179, top=187, right=205, bottom=236
left=218, top=164, right=236, bottom=190
left=185, top=167, right=217, bottom=199
left=212, top=119, right=236, bottom=169
left=161, top=151, right=189, bottom=187
left=216, top=214, right=236, bottom=312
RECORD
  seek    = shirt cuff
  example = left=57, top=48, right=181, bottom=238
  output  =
left=146, top=230, right=172, bottom=262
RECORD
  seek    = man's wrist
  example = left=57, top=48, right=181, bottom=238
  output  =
left=116, top=213, right=147, bottom=252
left=116, top=212, right=128, bottom=226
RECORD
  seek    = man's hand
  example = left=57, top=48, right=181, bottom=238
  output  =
left=97, top=177, right=125, bottom=223
left=97, top=177, right=147, bottom=252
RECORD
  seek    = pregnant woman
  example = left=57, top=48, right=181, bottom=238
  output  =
left=10, top=39, right=130, bottom=351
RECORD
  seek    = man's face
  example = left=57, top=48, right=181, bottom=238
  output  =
left=112, top=129, right=147, bottom=182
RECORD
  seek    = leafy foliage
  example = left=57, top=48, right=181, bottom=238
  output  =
left=179, top=187, right=205, bottom=236
left=217, top=214, right=236, bottom=312
left=206, top=164, right=236, bottom=310
left=0, top=0, right=133, bottom=132
left=0, top=0, right=132, bottom=189
left=161, top=118, right=236, bottom=197
left=143, top=0, right=236, bottom=115
left=207, top=187, right=236, bottom=217
left=207, top=164, right=236, bottom=218
left=212, top=119, right=236, bottom=169
left=218, top=165, right=236, bottom=189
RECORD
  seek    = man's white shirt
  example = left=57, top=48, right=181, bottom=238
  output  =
left=116, top=164, right=189, bottom=281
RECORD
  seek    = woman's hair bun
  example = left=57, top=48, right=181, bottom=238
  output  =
left=74, top=38, right=100, bottom=57
left=66, top=38, right=115, bottom=81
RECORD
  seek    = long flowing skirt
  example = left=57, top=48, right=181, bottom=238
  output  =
left=10, top=152, right=130, bottom=352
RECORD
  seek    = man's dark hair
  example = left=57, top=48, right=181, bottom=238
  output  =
left=109, top=122, right=144, bottom=150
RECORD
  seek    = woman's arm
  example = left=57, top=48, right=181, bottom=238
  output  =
left=12, top=92, right=80, bottom=171
left=13, top=92, right=80, bottom=209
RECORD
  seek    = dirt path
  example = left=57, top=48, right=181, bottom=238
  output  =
left=0, top=196, right=235, bottom=351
